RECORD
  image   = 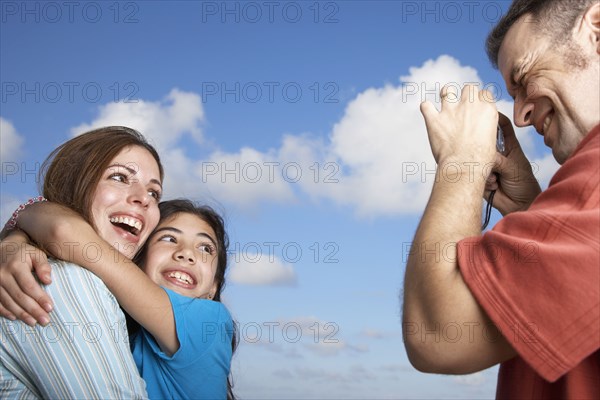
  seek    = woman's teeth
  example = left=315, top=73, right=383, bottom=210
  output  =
left=110, top=216, right=142, bottom=234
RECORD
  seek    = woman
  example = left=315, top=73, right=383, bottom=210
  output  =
left=0, top=126, right=163, bottom=398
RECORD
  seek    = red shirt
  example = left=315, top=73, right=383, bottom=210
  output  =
left=458, top=125, right=600, bottom=399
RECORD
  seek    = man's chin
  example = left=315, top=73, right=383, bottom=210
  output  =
left=553, top=146, right=571, bottom=165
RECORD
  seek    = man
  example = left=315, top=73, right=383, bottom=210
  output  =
left=402, top=0, right=599, bottom=398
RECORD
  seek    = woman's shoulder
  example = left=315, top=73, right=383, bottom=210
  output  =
left=49, top=258, right=102, bottom=281
left=46, top=258, right=118, bottom=301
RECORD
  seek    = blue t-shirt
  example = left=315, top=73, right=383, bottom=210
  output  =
left=131, top=288, right=233, bottom=399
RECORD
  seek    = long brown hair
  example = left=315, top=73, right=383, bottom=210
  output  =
left=40, top=126, right=164, bottom=229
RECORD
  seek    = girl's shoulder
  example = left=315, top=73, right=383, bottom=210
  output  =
left=163, top=288, right=233, bottom=324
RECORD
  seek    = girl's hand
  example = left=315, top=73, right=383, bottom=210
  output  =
left=0, top=230, right=53, bottom=326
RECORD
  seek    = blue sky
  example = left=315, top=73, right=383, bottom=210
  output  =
left=1, top=1, right=560, bottom=398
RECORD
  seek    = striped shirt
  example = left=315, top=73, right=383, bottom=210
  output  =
left=0, top=260, right=148, bottom=399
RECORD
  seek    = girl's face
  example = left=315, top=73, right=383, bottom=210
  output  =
left=91, top=145, right=163, bottom=259
left=142, top=212, right=219, bottom=299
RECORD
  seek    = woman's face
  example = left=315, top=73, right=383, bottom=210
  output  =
left=90, top=145, right=163, bottom=259
left=142, top=212, right=219, bottom=299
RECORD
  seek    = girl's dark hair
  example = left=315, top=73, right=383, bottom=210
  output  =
left=135, top=198, right=237, bottom=399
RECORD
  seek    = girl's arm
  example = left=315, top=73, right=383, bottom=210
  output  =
left=18, top=202, right=180, bottom=355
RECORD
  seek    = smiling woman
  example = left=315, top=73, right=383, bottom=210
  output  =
left=0, top=126, right=163, bottom=398
left=38, top=130, right=163, bottom=259
left=88, top=145, right=162, bottom=259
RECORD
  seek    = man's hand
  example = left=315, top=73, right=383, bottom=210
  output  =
left=0, top=230, right=54, bottom=326
left=420, top=84, right=498, bottom=167
left=484, top=113, right=542, bottom=215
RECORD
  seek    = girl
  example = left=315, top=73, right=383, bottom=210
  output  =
left=133, top=199, right=236, bottom=399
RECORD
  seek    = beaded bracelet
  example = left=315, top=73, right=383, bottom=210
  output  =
left=5, top=196, right=48, bottom=230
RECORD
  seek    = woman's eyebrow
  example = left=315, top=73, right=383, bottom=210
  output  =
left=107, top=163, right=163, bottom=189
left=107, top=163, right=137, bottom=175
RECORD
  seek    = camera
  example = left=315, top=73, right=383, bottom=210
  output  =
left=496, top=125, right=505, bottom=154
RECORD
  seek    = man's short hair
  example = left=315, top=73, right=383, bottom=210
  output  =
left=486, top=0, right=595, bottom=68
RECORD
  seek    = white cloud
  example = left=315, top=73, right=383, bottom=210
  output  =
left=202, top=54, right=554, bottom=217
left=0, top=194, right=23, bottom=228
left=70, top=88, right=204, bottom=152
left=69, top=89, right=210, bottom=200
left=291, top=55, right=481, bottom=216
left=452, top=371, right=486, bottom=386
left=229, top=254, right=297, bottom=286
left=0, top=117, right=25, bottom=163
left=294, top=364, right=374, bottom=382
left=0, top=119, right=30, bottom=227
left=198, top=146, right=296, bottom=210
left=66, top=89, right=298, bottom=206
left=378, top=363, right=414, bottom=374
left=66, top=56, right=558, bottom=216
left=272, top=369, right=294, bottom=379
left=244, top=338, right=285, bottom=353
left=272, top=316, right=341, bottom=342
left=531, top=153, right=559, bottom=189
left=304, top=341, right=369, bottom=357
left=361, top=329, right=386, bottom=339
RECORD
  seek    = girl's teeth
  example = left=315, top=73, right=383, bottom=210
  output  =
left=169, top=271, right=192, bottom=284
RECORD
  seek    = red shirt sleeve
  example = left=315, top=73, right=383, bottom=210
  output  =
left=457, top=125, right=600, bottom=382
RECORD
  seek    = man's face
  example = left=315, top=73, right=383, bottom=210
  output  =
left=498, top=14, right=600, bottom=164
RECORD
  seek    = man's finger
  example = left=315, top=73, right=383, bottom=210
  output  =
left=420, top=101, right=438, bottom=121
left=440, top=84, right=459, bottom=109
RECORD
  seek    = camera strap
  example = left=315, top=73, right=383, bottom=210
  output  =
left=481, top=189, right=496, bottom=230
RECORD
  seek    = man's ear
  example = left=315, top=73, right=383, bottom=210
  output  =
left=580, top=2, right=600, bottom=54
